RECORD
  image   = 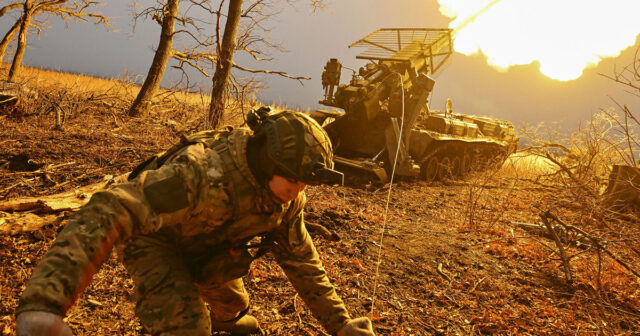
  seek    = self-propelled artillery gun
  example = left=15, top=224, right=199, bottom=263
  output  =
left=311, top=28, right=518, bottom=183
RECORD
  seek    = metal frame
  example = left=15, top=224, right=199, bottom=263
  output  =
left=348, top=28, right=454, bottom=75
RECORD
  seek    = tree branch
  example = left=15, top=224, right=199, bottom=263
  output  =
left=546, top=211, right=640, bottom=280
left=0, top=2, right=22, bottom=17
left=540, top=212, right=573, bottom=283
left=232, top=63, right=310, bottom=83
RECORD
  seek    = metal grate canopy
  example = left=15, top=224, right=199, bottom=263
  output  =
left=348, top=28, right=453, bottom=74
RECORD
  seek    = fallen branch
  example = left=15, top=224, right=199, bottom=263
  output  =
left=0, top=212, right=66, bottom=235
left=545, top=211, right=640, bottom=280
left=0, top=174, right=127, bottom=235
left=436, top=262, right=451, bottom=282
left=540, top=212, right=573, bottom=284
left=42, top=161, right=76, bottom=171
left=511, top=221, right=591, bottom=248
left=0, top=182, right=105, bottom=214
left=471, top=276, right=488, bottom=292
left=52, top=168, right=102, bottom=190
left=4, top=161, right=77, bottom=176
left=0, top=180, right=27, bottom=196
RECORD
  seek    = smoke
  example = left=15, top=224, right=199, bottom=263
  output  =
left=438, top=0, right=640, bottom=80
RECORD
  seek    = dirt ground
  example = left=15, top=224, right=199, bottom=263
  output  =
left=1, top=70, right=640, bottom=335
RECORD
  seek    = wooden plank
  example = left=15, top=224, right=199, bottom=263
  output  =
left=0, top=174, right=128, bottom=235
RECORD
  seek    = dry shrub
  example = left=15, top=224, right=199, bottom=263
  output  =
left=522, top=110, right=630, bottom=203
left=463, top=159, right=519, bottom=228
left=458, top=45, right=640, bottom=332
left=456, top=110, right=640, bottom=332
left=492, top=48, right=640, bottom=332
left=463, top=141, right=563, bottom=229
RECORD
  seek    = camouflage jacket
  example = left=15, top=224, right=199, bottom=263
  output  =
left=17, top=129, right=351, bottom=333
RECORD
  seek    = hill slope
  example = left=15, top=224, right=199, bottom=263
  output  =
left=1, top=67, right=639, bottom=335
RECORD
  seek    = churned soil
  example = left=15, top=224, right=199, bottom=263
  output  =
left=1, top=70, right=639, bottom=335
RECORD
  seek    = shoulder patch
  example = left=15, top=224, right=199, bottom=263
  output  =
left=144, top=175, right=190, bottom=214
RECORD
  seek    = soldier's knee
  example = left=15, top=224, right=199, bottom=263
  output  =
left=157, top=328, right=210, bottom=336
left=136, top=288, right=211, bottom=336
left=141, top=313, right=211, bottom=336
left=199, top=280, right=250, bottom=322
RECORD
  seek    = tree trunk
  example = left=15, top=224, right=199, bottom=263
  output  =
left=0, top=18, right=21, bottom=63
left=128, top=0, right=179, bottom=116
left=7, top=0, right=33, bottom=83
left=208, top=0, right=243, bottom=129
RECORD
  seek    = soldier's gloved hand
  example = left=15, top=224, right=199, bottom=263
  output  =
left=337, top=317, right=376, bottom=336
left=16, top=311, right=73, bottom=336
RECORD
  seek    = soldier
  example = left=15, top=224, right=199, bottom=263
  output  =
left=15, top=108, right=376, bottom=336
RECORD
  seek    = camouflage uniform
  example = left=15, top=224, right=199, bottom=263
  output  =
left=17, top=128, right=351, bottom=335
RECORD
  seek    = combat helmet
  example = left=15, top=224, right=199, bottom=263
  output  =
left=247, top=107, right=344, bottom=186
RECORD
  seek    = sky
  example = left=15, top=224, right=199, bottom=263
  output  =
left=1, top=0, right=639, bottom=132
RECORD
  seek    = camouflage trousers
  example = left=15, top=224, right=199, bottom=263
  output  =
left=120, top=234, right=250, bottom=336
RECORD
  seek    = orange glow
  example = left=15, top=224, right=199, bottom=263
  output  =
left=438, top=0, right=640, bottom=81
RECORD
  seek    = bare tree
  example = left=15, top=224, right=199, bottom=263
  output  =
left=129, top=0, right=323, bottom=127
left=0, top=19, right=21, bottom=62
left=0, top=1, right=23, bottom=61
left=3, top=0, right=110, bottom=83
left=207, top=0, right=242, bottom=127
left=128, top=0, right=179, bottom=116
left=6, top=0, right=34, bottom=82
left=0, top=0, right=22, bottom=16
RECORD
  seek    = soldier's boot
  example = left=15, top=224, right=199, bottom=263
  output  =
left=211, top=314, right=262, bottom=335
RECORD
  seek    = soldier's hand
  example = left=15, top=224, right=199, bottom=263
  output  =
left=16, top=311, right=72, bottom=336
left=337, top=317, right=376, bottom=336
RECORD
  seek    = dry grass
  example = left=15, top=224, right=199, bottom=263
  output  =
left=11, top=65, right=137, bottom=95
left=1, top=62, right=254, bottom=128
left=1, top=62, right=317, bottom=131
